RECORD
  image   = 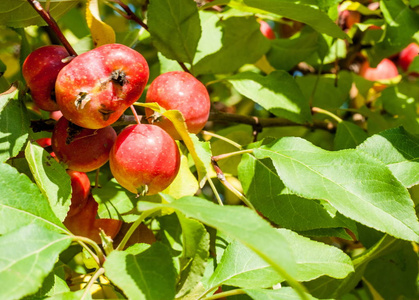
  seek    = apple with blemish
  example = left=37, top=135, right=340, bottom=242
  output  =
left=145, top=71, right=210, bottom=139
left=55, top=43, right=149, bottom=129
left=51, top=117, right=117, bottom=172
left=22, top=45, right=70, bottom=111
left=109, top=124, right=181, bottom=195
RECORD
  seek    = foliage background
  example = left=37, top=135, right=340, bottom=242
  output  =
left=0, top=0, right=419, bottom=299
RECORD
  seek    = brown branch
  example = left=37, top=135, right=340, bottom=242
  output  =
left=27, top=0, right=78, bottom=57
left=108, top=0, right=148, bottom=30
left=208, top=110, right=334, bottom=131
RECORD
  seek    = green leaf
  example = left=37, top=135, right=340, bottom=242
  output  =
left=407, top=55, right=419, bottom=74
left=25, top=142, right=71, bottom=222
left=357, top=127, right=419, bottom=188
left=93, top=178, right=139, bottom=222
left=0, top=224, right=71, bottom=300
left=164, top=154, right=199, bottom=199
left=206, top=229, right=352, bottom=293
left=45, top=290, right=92, bottom=300
left=237, top=0, right=348, bottom=40
left=193, top=12, right=271, bottom=75
left=253, top=137, right=419, bottom=242
left=379, top=86, right=419, bottom=134
left=104, top=242, right=177, bottom=300
left=295, top=71, right=353, bottom=110
left=176, top=214, right=209, bottom=297
left=207, top=240, right=284, bottom=289
left=148, top=0, right=201, bottom=64
left=366, top=0, right=419, bottom=65
left=305, top=234, right=406, bottom=298
left=334, top=121, right=368, bottom=150
left=228, top=71, right=312, bottom=124
left=0, top=84, right=29, bottom=163
left=266, top=27, right=321, bottom=71
left=26, top=262, right=69, bottom=299
left=238, top=154, right=357, bottom=233
left=138, top=197, right=317, bottom=298
left=0, top=162, right=67, bottom=235
left=245, top=287, right=322, bottom=300
left=0, top=0, right=78, bottom=28
left=363, top=242, right=418, bottom=299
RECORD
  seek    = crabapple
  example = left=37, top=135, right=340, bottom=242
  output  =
left=259, top=20, right=275, bottom=40
left=36, top=137, right=56, bottom=158
left=338, top=7, right=361, bottom=30
left=22, top=45, right=70, bottom=111
left=145, top=71, right=210, bottom=139
left=66, top=170, right=90, bottom=217
left=359, top=58, right=399, bottom=91
left=51, top=117, right=117, bottom=172
left=55, top=43, right=149, bottom=129
left=398, top=43, right=419, bottom=73
left=109, top=124, right=181, bottom=195
left=63, top=194, right=122, bottom=243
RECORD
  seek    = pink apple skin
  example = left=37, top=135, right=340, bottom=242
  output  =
left=339, top=10, right=361, bottom=30
left=398, top=43, right=419, bottom=72
left=22, top=45, right=70, bottom=111
left=359, top=58, right=399, bottom=91
left=145, top=71, right=210, bottom=140
left=51, top=117, right=117, bottom=172
left=259, top=20, right=276, bottom=40
left=66, top=170, right=90, bottom=217
left=50, top=110, right=63, bottom=121
left=109, top=124, right=181, bottom=195
left=55, top=43, right=149, bottom=129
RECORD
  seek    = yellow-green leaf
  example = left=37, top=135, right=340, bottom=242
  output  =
left=163, top=154, right=199, bottom=198
left=86, top=0, right=115, bottom=47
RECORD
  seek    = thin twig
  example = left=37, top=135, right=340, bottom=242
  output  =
left=27, top=0, right=77, bottom=56
left=211, top=158, right=255, bottom=211
left=80, top=267, right=105, bottom=300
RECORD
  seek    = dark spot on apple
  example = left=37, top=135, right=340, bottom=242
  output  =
left=75, top=92, right=90, bottom=109
left=98, top=107, right=114, bottom=121
left=66, top=121, right=83, bottom=145
left=111, top=69, right=129, bottom=86
left=45, top=161, right=51, bottom=167
left=50, top=87, right=56, bottom=102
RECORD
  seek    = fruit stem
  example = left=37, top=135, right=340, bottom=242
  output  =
left=203, top=288, right=246, bottom=300
left=311, top=107, right=343, bottom=123
left=202, top=130, right=242, bottom=149
left=130, top=105, right=142, bottom=125
left=74, top=236, right=106, bottom=265
left=212, top=149, right=254, bottom=162
left=211, top=158, right=256, bottom=211
left=206, top=175, right=224, bottom=206
left=116, top=207, right=161, bottom=251
left=26, top=0, right=78, bottom=57
left=80, top=267, right=105, bottom=300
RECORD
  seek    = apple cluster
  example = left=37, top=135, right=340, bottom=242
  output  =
left=23, top=43, right=211, bottom=242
